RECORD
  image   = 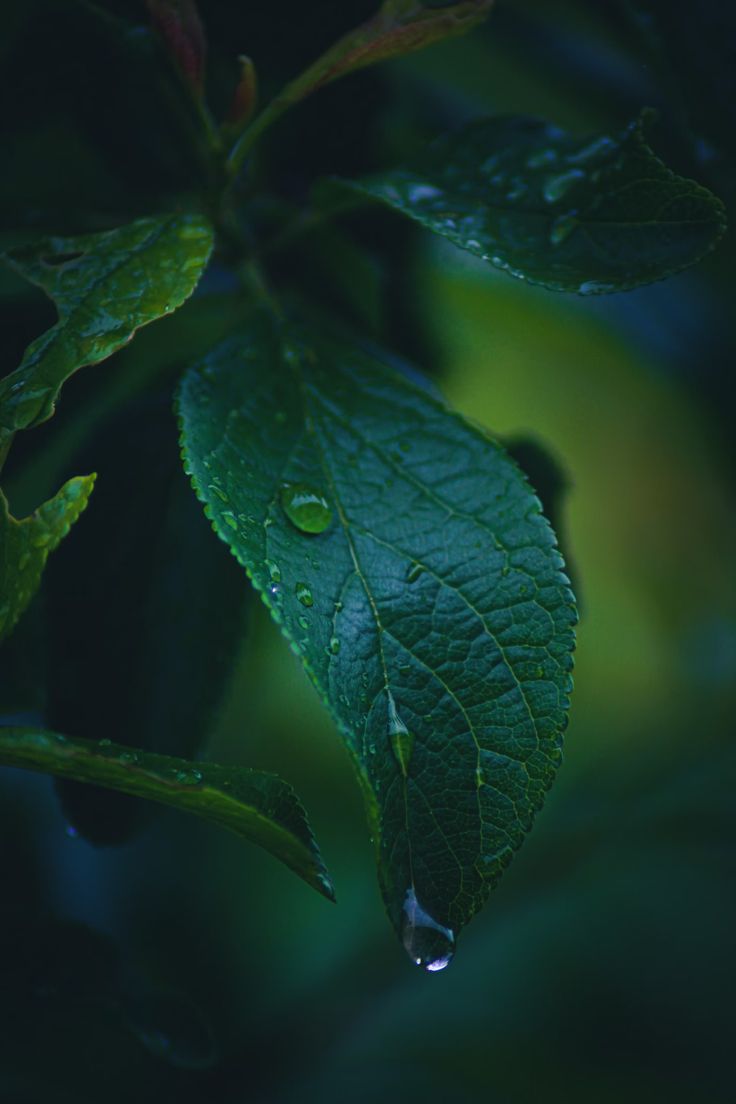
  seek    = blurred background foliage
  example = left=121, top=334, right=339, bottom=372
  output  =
left=1, top=1, right=734, bottom=1101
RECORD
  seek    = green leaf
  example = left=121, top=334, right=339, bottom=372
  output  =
left=44, top=396, right=250, bottom=845
left=0, top=474, right=95, bottom=643
left=0, top=726, right=334, bottom=901
left=342, top=111, right=727, bottom=293
left=0, top=214, right=213, bottom=452
left=177, top=312, right=576, bottom=969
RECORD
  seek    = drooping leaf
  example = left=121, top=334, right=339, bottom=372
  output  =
left=0, top=727, right=334, bottom=901
left=340, top=111, right=727, bottom=293
left=178, top=311, right=576, bottom=968
left=45, top=396, right=249, bottom=845
left=0, top=474, right=95, bottom=644
left=0, top=214, right=213, bottom=453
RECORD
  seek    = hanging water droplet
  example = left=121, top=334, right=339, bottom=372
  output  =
left=401, top=888, right=455, bottom=972
left=543, top=169, right=585, bottom=204
left=387, top=693, right=414, bottom=777
left=407, top=563, right=425, bottom=584
left=295, top=581, right=313, bottom=607
left=549, top=212, right=579, bottom=246
left=280, top=482, right=332, bottom=534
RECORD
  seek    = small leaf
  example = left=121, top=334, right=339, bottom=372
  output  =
left=146, top=0, right=207, bottom=95
left=178, top=311, right=576, bottom=968
left=0, top=214, right=213, bottom=451
left=0, top=474, right=95, bottom=644
left=342, top=111, right=727, bottom=293
left=0, top=727, right=334, bottom=901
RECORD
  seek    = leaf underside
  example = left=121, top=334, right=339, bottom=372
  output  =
left=0, top=727, right=333, bottom=901
left=0, top=213, right=213, bottom=448
left=178, top=310, right=576, bottom=960
left=343, top=111, right=727, bottom=293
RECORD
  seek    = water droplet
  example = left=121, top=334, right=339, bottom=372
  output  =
left=208, top=483, right=229, bottom=503
left=221, top=510, right=238, bottom=531
left=175, top=768, right=203, bottom=786
left=407, top=563, right=425, bottom=584
left=407, top=183, right=442, bottom=203
left=280, top=482, right=332, bottom=535
left=543, top=169, right=585, bottom=204
left=99, top=738, right=112, bottom=747
left=568, top=135, right=616, bottom=165
left=475, top=766, right=485, bottom=787
left=526, top=149, right=558, bottom=170
left=295, top=581, right=313, bottom=607
left=388, top=693, right=414, bottom=777
left=297, top=614, right=309, bottom=630
left=401, top=888, right=455, bottom=972
left=328, top=636, right=340, bottom=655
left=265, top=559, right=281, bottom=583
left=577, top=279, right=617, bottom=295
left=549, top=212, right=579, bottom=246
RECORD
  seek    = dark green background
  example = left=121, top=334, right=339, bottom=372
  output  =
left=1, top=2, right=734, bottom=1101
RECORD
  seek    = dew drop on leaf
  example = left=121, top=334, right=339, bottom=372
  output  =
left=279, top=482, right=333, bottom=534
left=542, top=168, right=585, bottom=204
left=295, top=581, right=313, bottom=607
left=401, top=888, right=455, bottom=972
left=549, top=212, right=579, bottom=246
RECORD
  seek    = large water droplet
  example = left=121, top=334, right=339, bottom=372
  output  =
left=401, top=888, right=455, bottom=972
left=543, top=168, right=585, bottom=204
left=280, top=482, right=332, bottom=534
left=388, top=693, right=414, bottom=777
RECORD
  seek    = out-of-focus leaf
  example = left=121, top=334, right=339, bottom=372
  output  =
left=0, top=214, right=213, bottom=454
left=178, top=309, right=576, bottom=969
left=342, top=111, right=727, bottom=293
left=46, top=396, right=248, bottom=845
left=0, top=475, right=95, bottom=644
left=0, top=727, right=334, bottom=901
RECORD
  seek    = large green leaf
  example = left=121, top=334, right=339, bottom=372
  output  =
left=44, top=396, right=249, bottom=845
left=0, top=214, right=213, bottom=452
left=178, top=312, right=576, bottom=969
left=0, top=474, right=95, bottom=643
left=341, top=111, right=727, bottom=293
left=0, top=727, right=334, bottom=901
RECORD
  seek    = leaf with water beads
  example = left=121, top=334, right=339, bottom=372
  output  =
left=340, top=111, right=726, bottom=293
left=0, top=213, right=213, bottom=454
left=178, top=310, right=576, bottom=970
left=0, top=727, right=334, bottom=901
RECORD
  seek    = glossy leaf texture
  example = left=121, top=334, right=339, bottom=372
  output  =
left=0, top=727, right=334, bottom=901
left=178, top=312, right=576, bottom=968
left=0, top=475, right=95, bottom=643
left=341, top=111, right=727, bottom=293
left=44, top=396, right=249, bottom=845
left=0, top=214, right=213, bottom=451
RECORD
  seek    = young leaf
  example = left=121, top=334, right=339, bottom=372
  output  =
left=0, top=475, right=95, bottom=644
left=178, top=312, right=576, bottom=969
left=0, top=727, right=334, bottom=901
left=0, top=214, right=213, bottom=453
left=341, top=111, right=727, bottom=293
left=45, top=397, right=249, bottom=845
